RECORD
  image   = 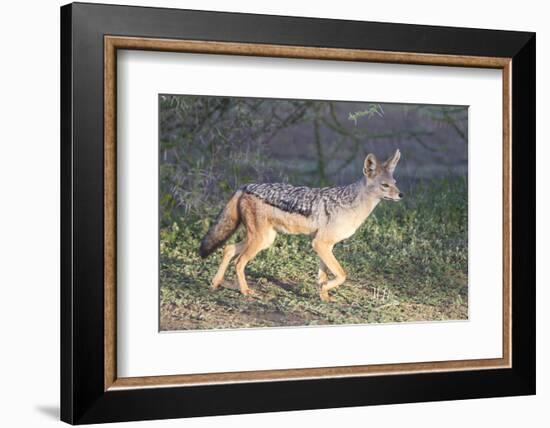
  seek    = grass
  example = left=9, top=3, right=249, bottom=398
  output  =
left=159, top=178, right=468, bottom=331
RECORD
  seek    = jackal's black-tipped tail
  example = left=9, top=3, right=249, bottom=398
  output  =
left=199, top=190, right=243, bottom=258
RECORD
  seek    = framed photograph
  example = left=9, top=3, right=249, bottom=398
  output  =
left=60, top=2, right=535, bottom=424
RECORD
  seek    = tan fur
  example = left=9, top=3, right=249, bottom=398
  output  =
left=207, top=195, right=380, bottom=300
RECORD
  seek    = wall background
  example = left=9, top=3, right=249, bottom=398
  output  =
left=0, top=0, right=545, bottom=426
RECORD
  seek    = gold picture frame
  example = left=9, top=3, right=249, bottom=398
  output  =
left=104, top=36, right=512, bottom=391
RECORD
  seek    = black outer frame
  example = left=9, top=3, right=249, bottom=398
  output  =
left=60, top=2, right=535, bottom=424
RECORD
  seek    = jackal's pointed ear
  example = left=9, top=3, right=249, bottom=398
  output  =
left=384, top=149, right=401, bottom=173
left=363, top=153, right=379, bottom=178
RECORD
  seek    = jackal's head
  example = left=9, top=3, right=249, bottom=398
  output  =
left=363, top=149, right=403, bottom=202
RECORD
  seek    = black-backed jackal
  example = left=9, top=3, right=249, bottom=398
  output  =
left=199, top=150, right=403, bottom=301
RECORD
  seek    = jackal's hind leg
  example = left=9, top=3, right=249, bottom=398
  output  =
left=312, top=239, right=346, bottom=302
left=317, top=260, right=329, bottom=286
left=211, top=240, right=246, bottom=290
left=235, top=228, right=276, bottom=296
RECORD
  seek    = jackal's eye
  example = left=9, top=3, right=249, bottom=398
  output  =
left=381, top=183, right=389, bottom=188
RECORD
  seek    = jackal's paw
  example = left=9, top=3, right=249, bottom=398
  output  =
left=320, top=291, right=333, bottom=302
left=240, top=288, right=255, bottom=296
left=211, top=278, right=223, bottom=290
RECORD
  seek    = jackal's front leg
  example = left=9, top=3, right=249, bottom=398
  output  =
left=312, top=239, right=347, bottom=302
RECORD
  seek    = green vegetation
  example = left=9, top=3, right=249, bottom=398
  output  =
left=159, top=177, right=468, bottom=331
